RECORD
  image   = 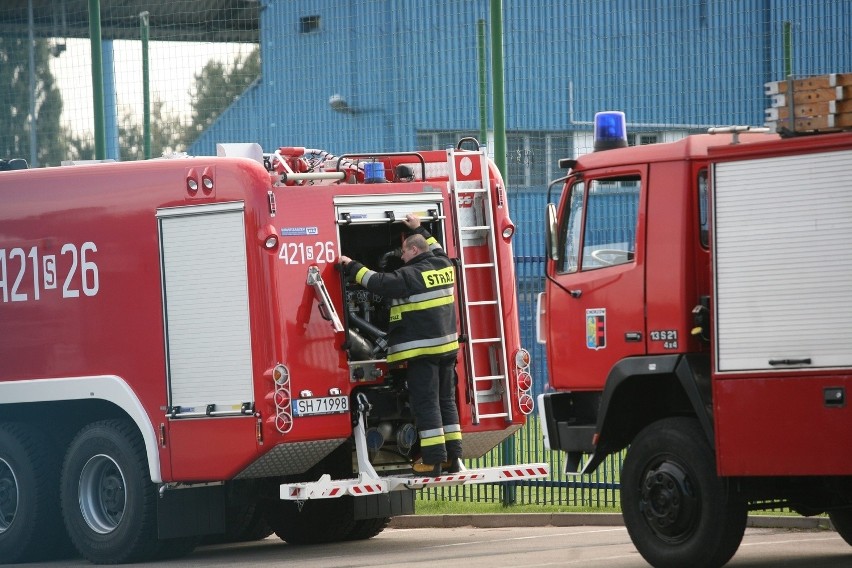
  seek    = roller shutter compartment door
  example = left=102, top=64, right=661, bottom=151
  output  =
left=713, top=149, right=852, bottom=372
left=158, top=202, right=254, bottom=415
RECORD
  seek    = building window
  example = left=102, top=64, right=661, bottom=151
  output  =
left=417, top=130, right=572, bottom=189
left=627, top=133, right=659, bottom=146
left=416, top=131, right=479, bottom=152
left=299, top=16, right=320, bottom=34
left=507, top=132, right=572, bottom=189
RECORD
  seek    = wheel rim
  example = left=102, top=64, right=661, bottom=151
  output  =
left=639, top=460, right=700, bottom=544
left=78, top=454, right=127, bottom=534
left=0, top=457, right=18, bottom=534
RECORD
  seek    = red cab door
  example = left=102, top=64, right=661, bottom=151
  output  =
left=544, top=167, right=647, bottom=390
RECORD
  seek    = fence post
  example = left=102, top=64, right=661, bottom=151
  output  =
left=140, top=12, right=151, bottom=159
left=87, top=0, right=106, bottom=160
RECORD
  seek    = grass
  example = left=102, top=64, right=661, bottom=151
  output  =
left=414, top=493, right=819, bottom=518
left=409, top=417, right=812, bottom=519
left=414, top=498, right=621, bottom=515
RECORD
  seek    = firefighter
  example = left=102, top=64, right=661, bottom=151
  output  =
left=340, top=213, right=462, bottom=476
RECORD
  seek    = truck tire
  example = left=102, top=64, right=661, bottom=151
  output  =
left=204, top=480, right=273, bottom=544
left=621, top=417, right=747, bottom=568
left=60, top=419, right=160, bottom=564
left=150, top=535, right=201, bottom=560
left=266, top=497, right=357, bottom=544
left=0, top=423, right=69, bottom=563
left=228, top=501, right=274, bottom=542
left=829, top=510, right=852, bottom=546
left=204, top=500, right=273, bottom=544
left=346, top=517, right=391, bottom=540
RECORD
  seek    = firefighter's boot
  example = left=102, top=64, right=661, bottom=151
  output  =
left=443, top=439, right=463, bottom=473
left=412, top=461, right=442, bottom=476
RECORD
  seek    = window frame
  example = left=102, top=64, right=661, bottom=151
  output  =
left=557, top=174, right=641, bottom=274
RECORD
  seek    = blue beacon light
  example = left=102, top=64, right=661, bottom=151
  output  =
left=364, top=161, right=387, bottom=183
left=593, top=111, right=628, bottom=151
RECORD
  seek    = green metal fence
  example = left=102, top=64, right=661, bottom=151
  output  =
left=420, top=417, right=624, bottom=509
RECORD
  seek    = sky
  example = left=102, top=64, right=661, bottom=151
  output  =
left=48, top=37, right=254, bottom=138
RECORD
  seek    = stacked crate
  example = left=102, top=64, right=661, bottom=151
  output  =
left=765, top=73, right=852, bottom=134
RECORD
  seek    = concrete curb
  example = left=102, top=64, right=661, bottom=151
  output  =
left=389, top=513, right=833, bottom=531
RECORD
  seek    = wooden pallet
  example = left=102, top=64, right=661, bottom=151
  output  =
left=764, top=73, right=852, bottom=134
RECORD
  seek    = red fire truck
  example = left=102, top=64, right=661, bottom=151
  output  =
left=0, top=141, right=546, bottom=564
left=538, top=98, right=852, bottom=567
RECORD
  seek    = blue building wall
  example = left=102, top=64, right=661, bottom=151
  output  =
left=189, top=0, right=851, bottom=395
left=192, top=0, right=852, bottom=156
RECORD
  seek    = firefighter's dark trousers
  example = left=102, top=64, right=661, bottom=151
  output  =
left=406, top=354, right=462, bottom=465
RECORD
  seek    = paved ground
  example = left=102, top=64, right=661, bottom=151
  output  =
left=389, top=512, right=834, bottom=530
left=11, top=514, right=849, bottom=568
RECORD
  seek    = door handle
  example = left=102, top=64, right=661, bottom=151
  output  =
left=569, top=289, right=582, bottom=298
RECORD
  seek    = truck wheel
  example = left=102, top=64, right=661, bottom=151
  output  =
left=621, top=417, right=747, bottom=568
left=0, top=423, right=69, bottom=563
left=829, top=510, right=852, bottom=546
left=205, top=500, right=273, bottom=544
left=346, top=517, right=391, bottom=540
left=205, top=480, right=273, bottom=544
left=150, top=535, right=201, bottom=560
left=229, top=501, right=274, bottom=542
left=266, top=498, right=357, bottom=544
left=60, top=419, right=160, bottom=564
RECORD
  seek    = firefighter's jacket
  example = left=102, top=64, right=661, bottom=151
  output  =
left=346, top=228, right=459, bottom=364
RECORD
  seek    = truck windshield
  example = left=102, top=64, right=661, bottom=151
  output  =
left=558, top=176, right=640, bottom=273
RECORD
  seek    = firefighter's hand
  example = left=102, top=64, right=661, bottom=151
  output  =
left=339, top=256, right=356, bottom=279
left=403, top=213, right=421, bottom=229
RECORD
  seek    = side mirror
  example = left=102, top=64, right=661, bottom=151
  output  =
left=545, top=203, right=559, bottom=261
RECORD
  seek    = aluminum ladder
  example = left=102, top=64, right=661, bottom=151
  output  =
left=446, top=145, right=512, bottom=424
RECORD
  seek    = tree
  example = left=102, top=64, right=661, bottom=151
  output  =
left=119, top=100, right=183, bottom=161
left=116, top=47, right=260, bottom=158
left=0, top=36, right=67, bottom=167
left=118, top=47, right=259, bottom=159
left=1, top=40, right=259, bottom=166
left=61, top=126, right=95, bottom=163
left=182, top=47, right=260, bottom=147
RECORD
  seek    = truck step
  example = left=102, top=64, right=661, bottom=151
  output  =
left=279, top=463, right=550, bottom=500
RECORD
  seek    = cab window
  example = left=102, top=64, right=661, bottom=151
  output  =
left=557, top=180, right=585, bottom=273
left=698, top=169, right=709, bottom=248
left=559, top=175, right=640, bottom=272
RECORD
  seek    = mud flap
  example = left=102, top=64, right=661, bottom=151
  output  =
left=157, top=484, right=225, bottom=539
left=354, top=490, right=415, bottom=520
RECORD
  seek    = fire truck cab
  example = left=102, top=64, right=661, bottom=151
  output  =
left=538, top=102, right=852, bottom=567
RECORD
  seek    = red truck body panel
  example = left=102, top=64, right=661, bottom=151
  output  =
left=707, top=131, right=852, bottom=477
left=1, top=147, right=529, bottom=484
left=543, top=129, right=852, bottom=477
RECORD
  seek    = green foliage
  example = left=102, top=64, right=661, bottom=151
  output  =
left=0, top=36, right=67, bottom=167
left=119, top=46, right=260, bottom=158
left=182, top=47, right=259, bottom=148
left=0, top=38, right=258, bottom=166
left=119, top=100, right=183, bottom=160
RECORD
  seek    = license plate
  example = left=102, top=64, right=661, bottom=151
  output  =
left=293, top=395, right=349, bottom=417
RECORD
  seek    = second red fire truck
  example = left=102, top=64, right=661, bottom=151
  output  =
left=538, top=86, right=852, bottom=568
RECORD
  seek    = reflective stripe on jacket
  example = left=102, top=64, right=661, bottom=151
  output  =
left=349, top=228, right=458, bottom=363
